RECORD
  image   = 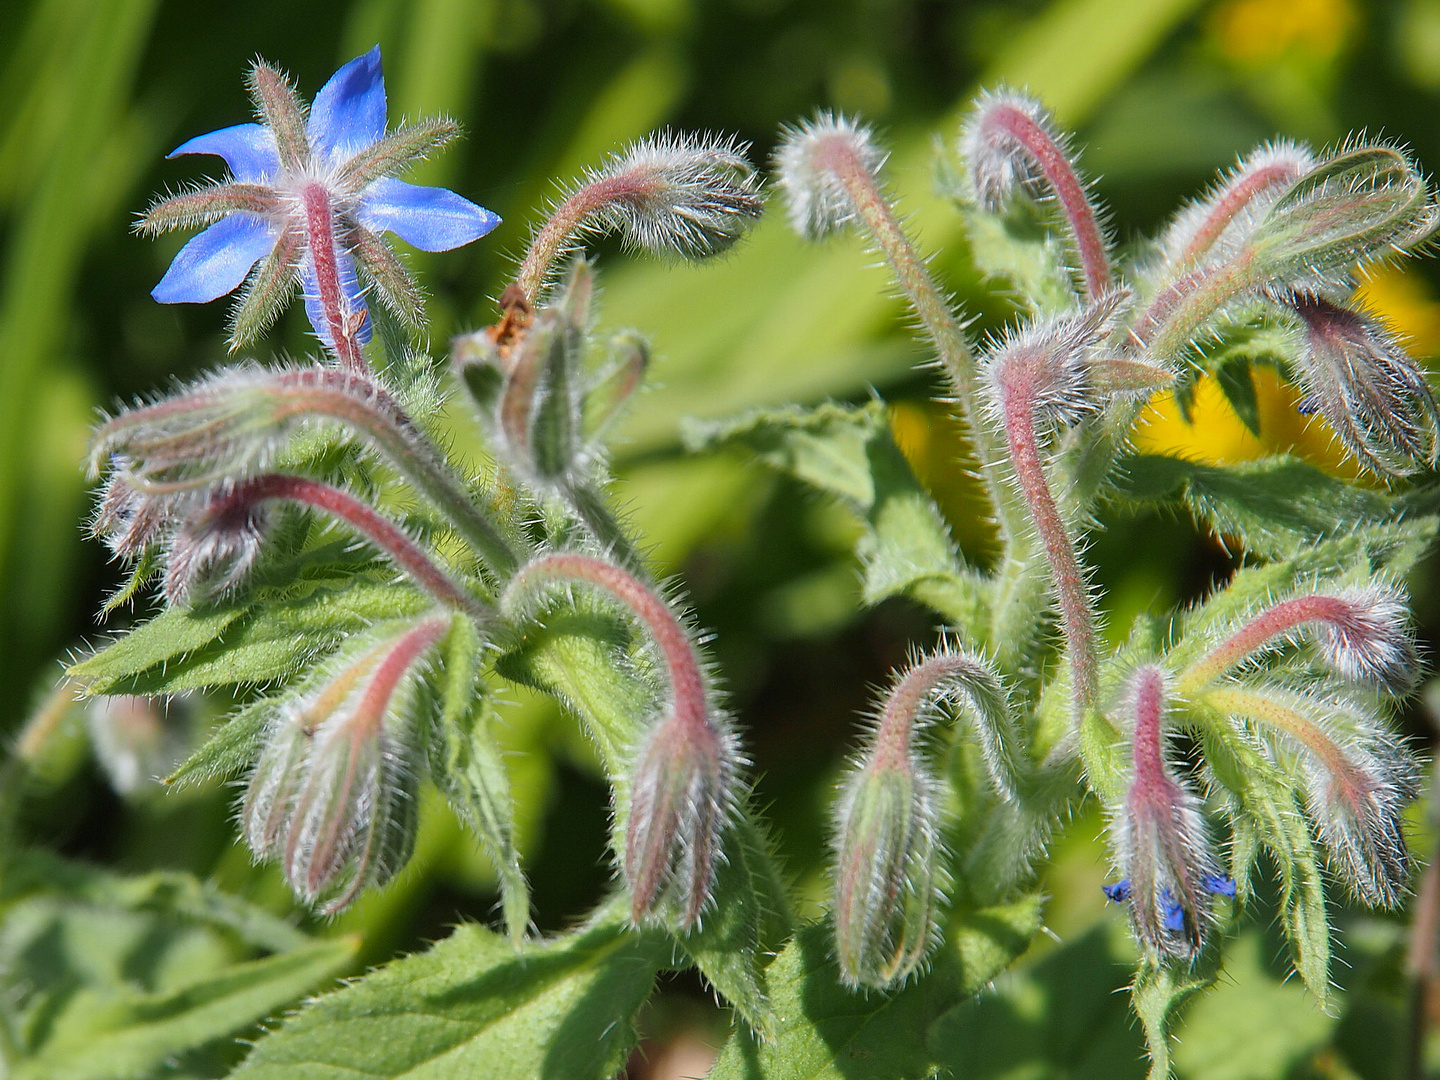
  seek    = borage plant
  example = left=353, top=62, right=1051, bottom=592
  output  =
left=0, top=46, right=1435, bottom=1080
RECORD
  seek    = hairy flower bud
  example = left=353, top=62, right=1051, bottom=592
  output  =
left=1206, top=683, right=1418, bottom=910
left=162, top=481, right=271, bottom=603
left=773, top=112, right=888, bottom=240
left=241, top=616, right=446, bottom=913
left=831, top=647, right=1014, bottom=988
left=833, top=755, right=941, bottom=990
left=1107, top=666, right=1230, bottom=960
left=1286, top=295, right=1440, bottom=476
left=84, top=695, right=192, bottom=795
left=515, top=132, right=762, bottom=299
left=1249, top=143, right=1434, bottom=298
left=502, top=552, right=740, bottom=930
left=959, top=89, right=1111, bottom=298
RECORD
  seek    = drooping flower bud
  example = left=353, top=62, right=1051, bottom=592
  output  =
left=1107, top=666, right=1230, bottom=960
left=1205, top=682, right=1418, bottom=910
left=831, top=647, right=1017, bottom=988
left=501, top=552, right=740, bottom=930
left=1181, top=583, right=1419, bottom=694
left=84, top=695, right=193, bottom=795
left=241, top=615, right=447, bottom=913
left=959, top=89, right=1111, bottom=299
left=1159, top=141, right=1315, bottom=269
left=773, top=112, right=888, bottom=240
left=162, top=480, right=271, bottom=603
left=1286, top=295, right=1440, bottom=476
left=983, top=291, right=1131, bottom=430
left=90, top=465, right=178, bottom=560
left=515, top=133, right=763, bottom=300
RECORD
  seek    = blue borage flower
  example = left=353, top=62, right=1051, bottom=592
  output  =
left=1103, top=875, right=1235, bottom=933
left=140, top=46, right=499, bottom=353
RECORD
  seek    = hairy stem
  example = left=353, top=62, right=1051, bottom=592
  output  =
left=301, top=183, right=368, bottom=373
left=221, top=474, right=489, bottom=622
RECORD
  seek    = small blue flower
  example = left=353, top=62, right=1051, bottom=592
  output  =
left=1102, top=873, right=1235, bottom=933
left=140, top=47, right=500, bottom=352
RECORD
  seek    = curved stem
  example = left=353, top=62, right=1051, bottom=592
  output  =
left=982, top=102, right=1110, bottom=299
left=1180, top=594, right=1356, bottom=692
left=999, top=387, right=1098, bottom=724
left=816, top=140, right=1025, bottom=548
left=220, top=474, right=489, bottom=623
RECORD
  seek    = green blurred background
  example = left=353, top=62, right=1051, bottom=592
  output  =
left=5, top=0, right=1440, bottom=1074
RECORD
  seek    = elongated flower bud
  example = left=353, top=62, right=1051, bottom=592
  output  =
left=831, top=647, right=1017, bottom=988
left=502, top=552, right=740, bottom=930
left=1182, top=583, right=1418, bottom=694
left=1206, top=683, right=1418, bottom=909
left=1159, top=141, right=1314, bottom=268
left=515, top=132, right=763, bottom=300
left=959, top=89, right=1111, bottom=299
left=84, top=695, right=191, bottom=795
left=1286, top=295, right=1440, bottom=476
left=242, top=616, right=446, bottom=913
left=1107, top=666, right=1230, bottom=960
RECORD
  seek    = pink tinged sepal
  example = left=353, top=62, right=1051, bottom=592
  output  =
left=1159, top=141, right=1314, bottom=269
left=161, top=482, right=271, bottom=604
left=241, top=616, right=446, bottom=914
left=624, top=710, right=738, bottom=931
left=1110, top=666, right=1227, bottom=960
left=1287, top=295, right=1440, bottom=477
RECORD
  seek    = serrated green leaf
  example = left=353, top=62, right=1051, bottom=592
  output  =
left=229, top=917, right=664, bottom=1080
left=685, top=400, right=985, bottom=628
left=1110, top=454, right=1408, bottom=559
left=681, top=400, right=887, bottom=509
left=11, top=935, right=356, bottom=1080
left=431, top=615, right=529, bottom=944
left=927, top=922, right=1145, bottom=1080
left=72, top=577, right=429, bottom=696
left=708, top=922, right=961, bottom=1080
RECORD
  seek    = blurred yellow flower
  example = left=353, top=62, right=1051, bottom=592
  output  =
left=1209, top=0, right=1356, bottom=64
left=1355, top=263, right=1440, bottom=358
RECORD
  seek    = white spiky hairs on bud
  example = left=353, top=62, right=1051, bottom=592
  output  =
left=773, top=112, right=888, bottom=240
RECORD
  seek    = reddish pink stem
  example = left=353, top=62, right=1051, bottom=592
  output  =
left=1181, top=594, right=1355, bottom=690
left=997, top=373, right=1098, bottom=722
left=983, top=103, right=1110, bottom=300
left=302, top=183, right=368, bottom=373
left=871, top=654, right=975, bottom=771
left=1181, top=161, right=1304, bottom=264
left=214, top=473, right=484, bottom=620
left=515, top=552, right=708, bottom=736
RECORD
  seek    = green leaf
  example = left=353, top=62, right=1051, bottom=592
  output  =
left=707, top=923, right=961, bottom=1080
left=1169, top=932, right=1337, bottom=1080
left=684, top=401, right=985, bottom=628
left=431, top=615, right=530, bottom=944
left=1110, top=454, right=1408, bottom=559
left=71, top=576, right=429, bottom=695
left=681, top=401, right=887, bottom=509
left=1198, top=725, right=1331, bottom=1004
left=946, top=893, right=1045, bottom=995
left=11, top=936, right=356, bottom=1080
left=164, top=698, right=270, bottom=790
left=229, top=917, right=665, bottom=1080
left=926, top=922, right=1145, bottom=1080
left=0, top=855, right=355, bottom=1079
left=1214, top=355, right=1262, bottom=436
